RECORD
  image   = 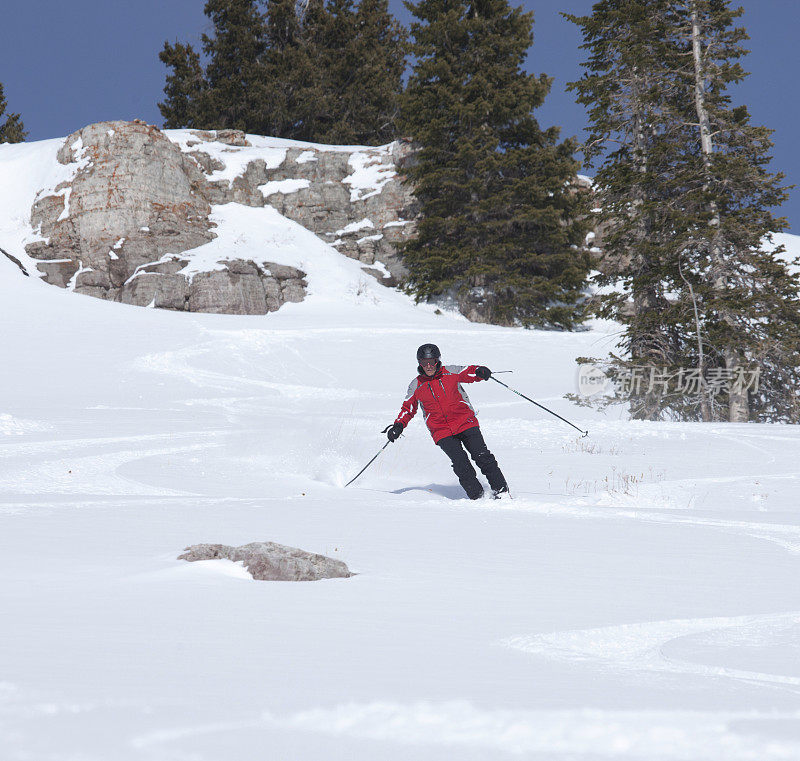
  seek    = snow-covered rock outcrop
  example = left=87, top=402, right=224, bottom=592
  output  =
left=10, top=120, right=416, bottom=314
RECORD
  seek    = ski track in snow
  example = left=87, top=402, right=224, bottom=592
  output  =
left=478, top=498, right=800, bottom=554
left=126, top=702, right=800, bottom=760
left=0, top=430, right=227, bottom=461
left=0, top=442, right=221, bottom=496
left=503, top=613, right=800, bottom=695
left=258, top=703, right=800, bottom=760
left=0, top=431, right=228, bottom=497
left=135, top=342, right=363, bottom=399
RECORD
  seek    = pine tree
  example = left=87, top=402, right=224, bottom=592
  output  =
left=259, top=0, right=407, bottom=143
left=566, top=0, right=682, bottom=417
left=159, top=0, right=407, bottom=143
left=259, top=0, right=326, bottom=140
left=671, top=0, right=800, bottom=422
left=400, top=0, right=590, bottom=328
left=159, top=0, right=268, bottom=131
left=158, top=42, right=205, bottom=128
left=314, top=0, right=407, bottom=144
left=567, top=0, right=800, bottom=422
left=0, top=82, right=26, bottom=143
left=199, top=0, right=270, bottom=131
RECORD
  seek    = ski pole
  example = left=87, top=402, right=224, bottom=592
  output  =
left=491, top=377, right=589, bottom=437
left=345, top=440, right=392, bottom=487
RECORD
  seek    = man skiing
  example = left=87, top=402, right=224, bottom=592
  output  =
left=384, top=344, right=509, bottom=500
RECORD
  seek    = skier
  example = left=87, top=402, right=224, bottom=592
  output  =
left=384, top=343, right=509, bottom=500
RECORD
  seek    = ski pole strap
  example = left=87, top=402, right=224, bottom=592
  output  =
left=491, top=377, right=588, bottom=437
left=345, top=440, right=392, bottom=487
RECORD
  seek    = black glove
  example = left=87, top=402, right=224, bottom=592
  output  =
left=382, top=422, right=404, bottom=442
left=475, top=366, right=492, bottom=380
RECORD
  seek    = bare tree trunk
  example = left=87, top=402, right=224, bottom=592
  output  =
left=690, top=2, right=748, bottom=422
left=679, top=254, right=711, bottom=420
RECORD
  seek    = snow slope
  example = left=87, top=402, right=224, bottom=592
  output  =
left=2, top=136, right=800, bottom=760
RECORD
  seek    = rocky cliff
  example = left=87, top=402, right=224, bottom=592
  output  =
left=22, top=120, right=417, bottom=314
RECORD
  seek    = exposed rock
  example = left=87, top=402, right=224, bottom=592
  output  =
left=184, top=261, right=307, bottom=314
left=76, top=268, right=111, bottom=289
left=27, top=120, right=215, bottom=305
left=24, top=120, right=416, bottom=314
left=281, top=279, right=306, bottom=303
left=36, top=260, right=79, bottom=289
left=178, top=542, right=353, bottom=581
left=187, top=150, right=225, bottom=175
left=119, top=270, right=189, bottom=311
left=262, top=140, right=418, bottom=283
left=190, top=129, right=250, bottom=147
left=205, top=158, right=269, bottom=207
left=173, top=131, right=418, bottom=279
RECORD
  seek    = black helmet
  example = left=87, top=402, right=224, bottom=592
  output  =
left=416, top=343, right=441, bottom=361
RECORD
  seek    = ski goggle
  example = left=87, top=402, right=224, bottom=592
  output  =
left=419, top=358, right=439, bottom=368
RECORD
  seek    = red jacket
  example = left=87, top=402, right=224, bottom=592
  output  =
left=395, top=364, right=484, bottom=443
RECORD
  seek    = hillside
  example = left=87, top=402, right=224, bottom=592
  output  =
left=2, top=131, right=800, bottom=761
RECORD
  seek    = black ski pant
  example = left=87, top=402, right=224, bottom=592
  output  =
left=437, top=426, right=507, bottom=499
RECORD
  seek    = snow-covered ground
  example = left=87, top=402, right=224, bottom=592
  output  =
left=3, top=136, right=800, bottom=760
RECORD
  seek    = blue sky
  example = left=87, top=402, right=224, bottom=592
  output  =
left=1, top=0, right=796, bottom=231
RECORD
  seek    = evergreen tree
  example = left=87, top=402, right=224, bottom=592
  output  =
left=198, top=0, right=270, bottom=131
left=159, top=0, right=406, bottom=143
left=259, top=0, right=406, bottom=143
left=158, top=42, right=205, bottom=128
left=567, top=0, right=800, bottom=422
left=400, top=0, right=590, bottom=328
left=671, top=0, right=800, bottom=422
left=159, top=0, right=269, bottom=132
left=313, top=0, right=407, bottom=144
left=566, top=0, right=683, bottom=417
left=0, top=82, right=26, bottom=143
left=259, top=0, right=326, bottom=139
